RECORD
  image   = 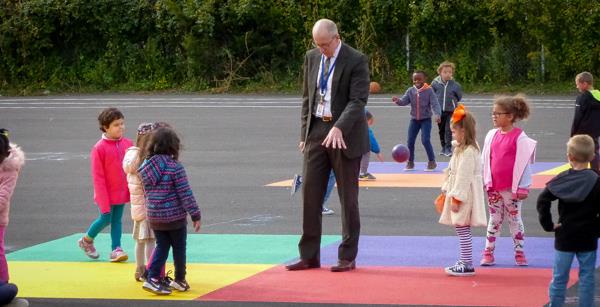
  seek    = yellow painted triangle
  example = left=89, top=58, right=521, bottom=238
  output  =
left=537, top=163, right=571, bottom=175
left=9, top=261, right=273, bottom=300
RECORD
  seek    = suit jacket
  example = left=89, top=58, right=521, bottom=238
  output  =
left=300, top=43, right=370, bottom=159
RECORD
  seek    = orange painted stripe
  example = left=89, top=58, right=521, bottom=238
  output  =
left=269, top=174, right=554, bottom=189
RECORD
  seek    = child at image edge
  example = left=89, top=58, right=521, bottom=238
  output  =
left=537, top=134, right=600, bottom=307
left=570, top=71, right=600, bottom=173
left=439, top=105, right=487, bottom=276
left=138, top=127, right=201, bottom=295
left=79, top=108, right=133, bottom=262
left=0, top=129, right=30, bottom=306
left=481, top=95, right=536, bottom=266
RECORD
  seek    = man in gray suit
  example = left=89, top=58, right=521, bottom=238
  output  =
left=286, top=19, right=370, bottom=272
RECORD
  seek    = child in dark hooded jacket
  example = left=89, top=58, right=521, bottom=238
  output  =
left=537, top=134, right=600, bottom=307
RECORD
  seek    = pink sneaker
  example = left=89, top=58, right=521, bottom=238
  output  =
left=110, top=247, right=128, bottom=262
left=515, top=251, right=528, bottom=266
left=78, top=237, right=99, bottom=259
left=480, top=248, right=495, bottom=266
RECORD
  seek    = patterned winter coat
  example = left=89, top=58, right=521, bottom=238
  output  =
left=138, top=154, right=201, bottom=230
left=0, top=144, right=25, bottom=226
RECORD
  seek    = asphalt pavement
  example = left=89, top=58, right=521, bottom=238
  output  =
left=0, top=93, right=589, bottom=306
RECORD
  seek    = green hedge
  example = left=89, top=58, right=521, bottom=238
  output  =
left=1, top=0, right=599, bottom=94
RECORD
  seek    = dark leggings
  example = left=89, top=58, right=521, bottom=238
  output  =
left=0, top=282, right=17, bottom=305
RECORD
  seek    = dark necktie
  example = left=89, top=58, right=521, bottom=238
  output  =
left=323, top=57, right=331, bottom=78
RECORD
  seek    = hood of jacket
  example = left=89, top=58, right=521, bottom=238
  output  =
left=590, top=89, right=600, bottom=102
left=138, top=154, right=174, bottom=187
left=432, top=76, right=444, bottom=85
left=0, top=144, right=25, bottom=172
left=416, top=83, right=431, bottom=92
left=547, top=168, right=598, bottom=203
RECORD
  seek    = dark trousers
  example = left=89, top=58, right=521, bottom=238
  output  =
left=407, top=118, right=435, bottom=162
left=300, top=118, right=361, bottom=262
left=148, top=227, right=187, bottom=281
left=593, top=137, right=599, bottom=174
left=438, top=111, right=453, bottom=150
left=0, top=282, right=17, bottom=305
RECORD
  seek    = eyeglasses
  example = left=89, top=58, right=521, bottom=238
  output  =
left=312, top=36, right=338, bottom=49
left=491, top=112, right=510, bottom=117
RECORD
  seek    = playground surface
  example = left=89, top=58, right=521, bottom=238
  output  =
left=1, top=93, right=596, bottom=306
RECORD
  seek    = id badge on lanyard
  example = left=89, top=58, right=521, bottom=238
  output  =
left=317, top=55, right=335, bottom=117
left=316, top=91, right=326, bottom=117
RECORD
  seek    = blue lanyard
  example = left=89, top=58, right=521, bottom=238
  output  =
left=319, top=55, right=336, bottom=96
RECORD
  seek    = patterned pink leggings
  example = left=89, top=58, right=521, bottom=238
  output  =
left=484, top=190, right=525, bottom=252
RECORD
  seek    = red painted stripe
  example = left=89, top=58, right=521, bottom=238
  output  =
left=199, top=265, right=577, bottom=306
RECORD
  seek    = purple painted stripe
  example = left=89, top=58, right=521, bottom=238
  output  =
left=319, top=236, right=600, bottom=268
left=366, top=162, right=564, bottom=175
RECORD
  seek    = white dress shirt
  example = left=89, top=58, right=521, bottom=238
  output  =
left=315, top=41, right=342, bottom=118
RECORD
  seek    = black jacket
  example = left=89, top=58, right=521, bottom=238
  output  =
left=571, top=90, right=600, bottom=138
left=537, top=169, right=600, bottom=252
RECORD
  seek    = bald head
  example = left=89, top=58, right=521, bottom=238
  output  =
left=312, top=19, right=338, bottom=38
left=312, top=19, right=340, bottom=57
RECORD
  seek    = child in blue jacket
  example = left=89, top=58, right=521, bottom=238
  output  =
left=359, top=110, right=384, bottom=180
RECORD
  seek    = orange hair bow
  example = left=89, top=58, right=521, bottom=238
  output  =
left=451, top=104, right=466, bottom=124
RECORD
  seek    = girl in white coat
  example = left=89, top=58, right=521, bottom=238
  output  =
left=439, top=105, right=487, bottom=276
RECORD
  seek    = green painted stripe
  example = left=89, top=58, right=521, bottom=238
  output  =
left=7, top=233, right=341, bottom=264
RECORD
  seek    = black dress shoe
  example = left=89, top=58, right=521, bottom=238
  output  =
left=330, top=260, right=356, bottom=272
left=285, top=259, right=320, bottom=271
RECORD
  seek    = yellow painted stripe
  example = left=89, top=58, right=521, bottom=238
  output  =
left=537, top=163, right=571, bottom=175
left=9, top=261, right=273, bottom=300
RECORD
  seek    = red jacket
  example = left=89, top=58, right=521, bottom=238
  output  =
left=91, top=135, right=133, bottom=214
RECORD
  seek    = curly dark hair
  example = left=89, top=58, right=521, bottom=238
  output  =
left=147, top=127, right=180, bottom=161
left=97, top=108, right=124, bottom=132
left=0, top=129, right=10, bottom=164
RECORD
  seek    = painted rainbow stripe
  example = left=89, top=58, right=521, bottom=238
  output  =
left=7, top=233, right=593, bottom=306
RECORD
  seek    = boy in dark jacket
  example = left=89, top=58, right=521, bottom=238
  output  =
left=537, top=134, right=600, bottom=307
left=431, top=61, right=462, bottom=157
left=570, top=71, right=600, bottom=173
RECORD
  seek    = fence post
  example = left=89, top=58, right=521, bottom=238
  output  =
left=540, top=44, right=545, bottom=82
left=405, top=27, right=410, bottom=72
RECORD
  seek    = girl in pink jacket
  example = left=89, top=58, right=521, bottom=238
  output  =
left=78, top=108, right=133, bottom=262
left=0, top=129, right=25, bottom=283
left=480, top=95, right=536, bottom=267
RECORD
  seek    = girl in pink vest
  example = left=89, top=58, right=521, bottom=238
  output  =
left=0, top=129, right=25, bottom=283
left=0, top=129, right=28, bottom=305
left=78, top=108, right=133, bottom=262
left=481, top=95, right=536, bottom=266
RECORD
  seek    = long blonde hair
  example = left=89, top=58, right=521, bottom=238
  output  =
left=134, top=133, right=153, bottom=170
left=452, top=111, right=479, bottom=153
left=133, top=122, right=170, bottom=171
